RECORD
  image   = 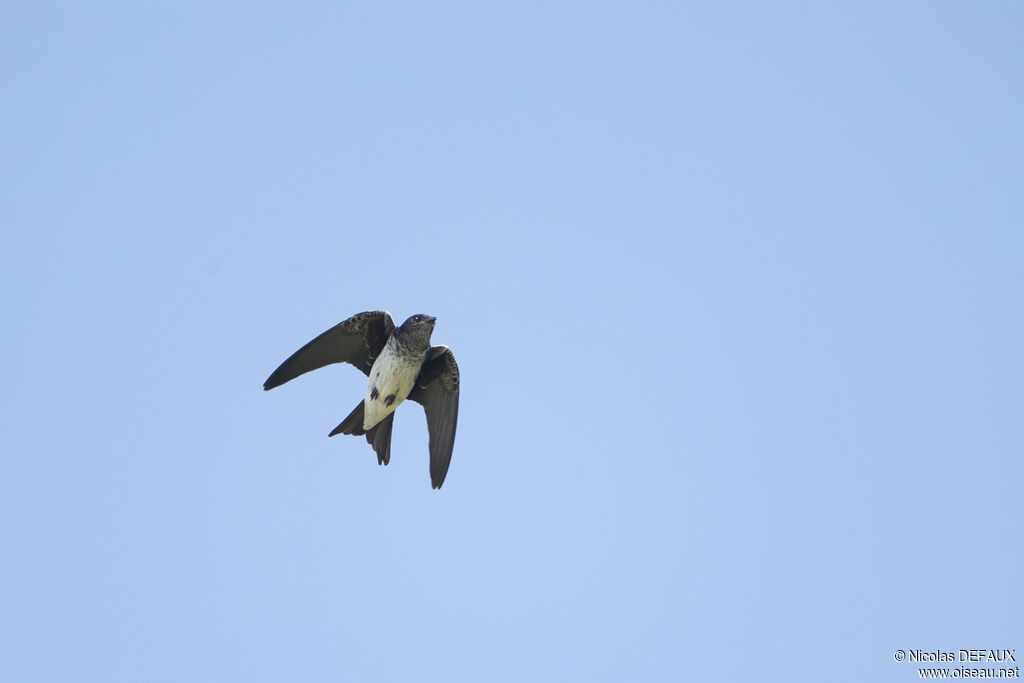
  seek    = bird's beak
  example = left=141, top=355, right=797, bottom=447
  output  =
left=426, top=316, right=437, bottom=324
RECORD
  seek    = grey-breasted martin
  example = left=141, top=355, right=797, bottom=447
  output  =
left=263, top=311, right=460, bottom=489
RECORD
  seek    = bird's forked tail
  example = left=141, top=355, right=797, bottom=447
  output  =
left=329, top=400, right=394, bottom=466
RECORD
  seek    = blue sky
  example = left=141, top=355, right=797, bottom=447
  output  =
left=2, top=2, right=1021, bottom=681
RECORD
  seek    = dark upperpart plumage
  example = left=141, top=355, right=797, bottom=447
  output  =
left=263, top=311, right=460, bottom=489
left=391, top=313, right=436, bottom=353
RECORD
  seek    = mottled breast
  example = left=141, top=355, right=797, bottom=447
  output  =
left=362, top=340, right=424, bottom=430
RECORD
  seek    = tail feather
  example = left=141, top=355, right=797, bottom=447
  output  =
left=369, top=413, right=394, bottom=466
left=330, top=401, right=366, bottom=436
left=329, top=401, right=394, bottom=466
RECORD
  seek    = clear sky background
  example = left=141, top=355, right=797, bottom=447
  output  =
left=2, top=3, right=1021, bottom=682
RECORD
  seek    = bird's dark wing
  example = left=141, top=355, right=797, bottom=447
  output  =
left=263, top=311, right=395, bottom=390
left=408, top=345, right=460, bottom=489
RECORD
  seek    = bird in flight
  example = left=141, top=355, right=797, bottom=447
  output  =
left=264, top=311, right=460, bottom=489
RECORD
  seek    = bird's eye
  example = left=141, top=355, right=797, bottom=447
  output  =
left=413, top=315, right=422, bottom=322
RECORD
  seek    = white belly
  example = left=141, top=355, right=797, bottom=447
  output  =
left=362, top=345, right=422, bottom=430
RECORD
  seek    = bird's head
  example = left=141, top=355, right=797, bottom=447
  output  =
left=398, top=314, right=436, bottom=350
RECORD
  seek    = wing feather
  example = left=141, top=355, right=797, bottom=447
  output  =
left=408, top=346, right=460, bottom=489
left=263, top=311, right=395, bottom=390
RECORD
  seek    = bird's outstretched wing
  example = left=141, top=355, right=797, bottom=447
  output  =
left=263, top=311, right=395, bottom=390
left=408, top=345, right=460, bottom=489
